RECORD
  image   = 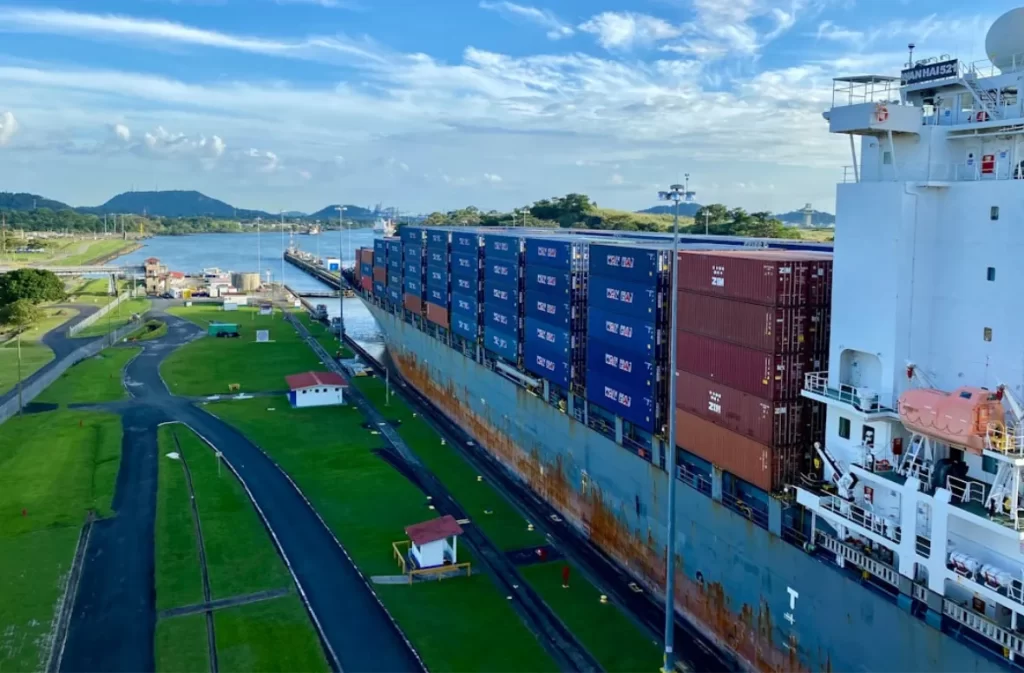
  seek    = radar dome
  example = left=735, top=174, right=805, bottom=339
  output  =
left=986, top=8, right=1024, bottom=72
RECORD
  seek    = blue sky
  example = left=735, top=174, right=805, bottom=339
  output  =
left=0, top=0, right=1015, bottom=214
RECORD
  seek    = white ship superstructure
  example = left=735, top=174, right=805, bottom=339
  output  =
left=797, top=8, right=1024, bottom=662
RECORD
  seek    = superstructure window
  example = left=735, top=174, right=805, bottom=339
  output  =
left=991, top=206, right=1000, bottom=220
left=984, top=327, right=993, bottom=342
left=839, top=417, right=851, bottom=440
left=882, top=151, right=893, bottom=165
left=987, top=267, right=996, bottom=281
left=983, top=455, right=999, bottom=475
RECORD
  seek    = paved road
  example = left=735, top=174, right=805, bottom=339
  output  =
left=60, top=309, right=424, bottom=673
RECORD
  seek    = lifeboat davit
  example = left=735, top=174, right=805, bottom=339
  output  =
left=898, top=386, right=1005, bottom=454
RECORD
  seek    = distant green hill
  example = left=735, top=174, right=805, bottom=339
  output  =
left=306, top=204, right=377, bottom=222
left=82, top=190, right=273, bottom=219
left=776, top=209, right=835, bottom=226
left=637, top=203, right=703, bottom=217
left=0, top=191, right=72, bottom=211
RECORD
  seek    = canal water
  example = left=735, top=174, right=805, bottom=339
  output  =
left=113, top=229, right=385, bottom=353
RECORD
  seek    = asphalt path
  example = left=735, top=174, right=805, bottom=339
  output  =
left=60, top=309, right=424, bottom=673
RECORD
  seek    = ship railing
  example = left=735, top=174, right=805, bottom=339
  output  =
left=842, top=166, right=858, bottom=183
left=943, top=601, right=1024, bottom=656
left=721, top=491, right=770, bottom=529
left=830, top=76, right=900, bottom=109
left=814, top=530, right=902, bottom=587
left=856, top=443, right=896, bottom=474
left=946, top=474, right=988, bottom=508
left=986, top=422, right=1024, bottom=458
left=965, top=52, right=1024, bottom=79
left=803, top=372, right=896, bottom=414
left=677, top=463, right=713, bottom=497
left=820, top=495, right=902, bottom=543
left=921, top=161, right=1023, bottom=182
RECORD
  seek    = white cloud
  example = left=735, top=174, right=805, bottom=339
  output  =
left=274, top=0, right=359, bottom=8
left=298, top=169, right=313, bottom=180
left=483, top=173, right=503, bottom=183
left=609, top=173, right=624, bottom=185
left=0, top=111, right=19, bottom=146
left=479, top=1, right=574, bottom=40
left=662, top=0, right=810, bottom=60
left=112, top=123, right=131, bottom=142
left=579, top=12, right=680, bottom=50
left=0, top=7, right=384, bottom=64
left=247, top=148, right=279, bottom=172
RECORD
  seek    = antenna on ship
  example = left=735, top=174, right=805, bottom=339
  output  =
left=907, top=43, right=916, bottom=68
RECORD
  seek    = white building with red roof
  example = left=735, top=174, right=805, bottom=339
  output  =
left=404, top=515, right=464, bottom=569
left=285, top=371, right=348, bottom=408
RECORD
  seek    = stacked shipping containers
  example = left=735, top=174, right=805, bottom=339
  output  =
left=482, top=234, right=522, bottom=364
left=674, top=250, right=832, bottom=493
left=522, top=238, right=587, bottom=390
left=450, top=231, right=482, bottom=343
left=385, top=238, right=402, bottom=305
left=357, top=248, right=374, bottom=293
left=425, top=229, right=450, bottom=328
left=585, top=244, right=669, bottom=433
left=401, top=227, right=425, bottom=314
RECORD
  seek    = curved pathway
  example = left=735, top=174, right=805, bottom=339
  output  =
left=60, top=310, right=423, bottom=673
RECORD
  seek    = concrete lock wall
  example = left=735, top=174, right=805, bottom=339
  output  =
left=0, top=322, right=140, bottom=425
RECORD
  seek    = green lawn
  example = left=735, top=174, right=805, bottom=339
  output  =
left=130, top=319, right=167, bottom=341
left=72, top=298, right=152, bottom=339
left=161, top=306, right=323, bottom=395
left=155, top=426, right=204, bottom=612
left=58, top=239, right=136, bottom=266
left=155, top=614, right=209, bottom=673
left=0, top=411, right=123, bottom=671
left=0, top=307, right=81, bottom=396
left=215, top=596, right=328, bottom=673
left=295, top=312, right=353, bottom=358
left=353, top=376, right=544, bottom=552
left=34, top=348, right=140, bottom=406
left=210, top=398, right=558, bottom=672
left=0, top=527, right=81, bottom=673
left=67, top=278, right=122, bottom=306
left=521, top=562, right=661, bottom=672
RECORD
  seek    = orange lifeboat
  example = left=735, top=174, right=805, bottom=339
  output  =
left=898, top=386, right=1005, bottom=454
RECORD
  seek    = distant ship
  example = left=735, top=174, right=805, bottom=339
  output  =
left=373, top=218, right=396, bottom=237
left=301, top=224, right=321, bottom=236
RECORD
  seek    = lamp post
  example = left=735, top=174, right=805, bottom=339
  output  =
left=657, top=178, right=688, bottom=673
left=335, top=205, right=347, bottom=341
left=255, top=217, right=262, bottom=283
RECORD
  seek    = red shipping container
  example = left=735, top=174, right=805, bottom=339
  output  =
left=677, top=291, right=809, bottom=354
left=677, top=250, right=832, bottom=307
left=360, top=276, right=372, bottom=292
left=807, top=305, right=830, bottom=354
left=404, top=293, right=423, bottom=314
left=675, top=370, right=808, bottom=447
left=359, top=248, right=374, bottom=264
left=373, top=267, right=387, bottom=284
left=807, top=257, right=833, bottom=307
left=426, top=302, right=449, bottom=328
left=675, top=331, right=813, bottom=400
left=675, top=409, right=803, bottom=492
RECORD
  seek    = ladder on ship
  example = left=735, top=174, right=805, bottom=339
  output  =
left=961, top=72, right=1001, bottom=120
left=899, top=434, right=933, bottom=485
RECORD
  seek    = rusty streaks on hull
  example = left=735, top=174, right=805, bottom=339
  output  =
left=390, top=348, right=811, bottom=673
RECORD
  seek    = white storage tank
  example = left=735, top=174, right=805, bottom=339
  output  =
left=231, top=272, right=261, bottom=293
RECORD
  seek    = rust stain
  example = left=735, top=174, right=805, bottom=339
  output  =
left=392, top=348, right=814, bottom=673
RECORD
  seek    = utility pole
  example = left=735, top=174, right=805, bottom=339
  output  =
left=256, top=217, right=262, bottom=283
left=657, top=178, right=687, bottom=673
left=335, top=205, right=346, bottom=341
left=280, top=212, right=285, bottom=290
left=704, top=210, right=710, bottom=236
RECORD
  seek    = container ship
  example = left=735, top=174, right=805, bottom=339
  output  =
left=350, top=9, right=1024, bottom=671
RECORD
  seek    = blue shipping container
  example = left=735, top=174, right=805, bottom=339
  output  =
left=388, top=271, right=401, bottom=287
left=426, top=229, right=449, bottom=249
left=587, top=306, right=656, bottom=356
left=426, top=267, right=448, bottom=287
left=484, top=327, right=519, bottom=362
left=405, top=277, right=423, bottom=295
left=387, top=286, right=401, bottom=304
left=426, top=249, right=447, bottom=267
left=586, top=342, right=657, bottom=431
left=453, top=276, right=477, bottom=295
left=451, top=310, right=479, bottom=341
left=373, top=281, right=385, bottom=297
left=484, top=283, right=519, bottom=313
left=485, top=305, right=517, bottom=333
left=451, top=252, right=479, bottom=277
left=588, top=275, right=658, bottom=320
left=427, top=287, right=447, bottom=306
left=401, top=227, right=423, bottom=246
left=483, top=234, right=521, bottom=261
left=524, top=337, right=571, bottom=388
left=525, top=266, right=572, bottom=299
left=524, top=238, right=587, bottom=271
left=589, top=244, right=665, bottom=283
left=484, top=259, right=518, bottom=288
left=525, top=294, right=571, bottom=329
left=360, top=262, right=373, bottom=277
left=386, top=239, right=402, bottom=256
left=453, top=232, right=480, bottom=252
left=388, top=258, right=402, bottom=272
left=405, top=261, right=422, bottom=278
left=373, top=240, right=386, bottom=266
left=452, top=292, right=478, bottom=316
left=524, top=317, right=571, bottom=352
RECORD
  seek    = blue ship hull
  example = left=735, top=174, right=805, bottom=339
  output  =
left=365, top=301, right=1003, bottom=672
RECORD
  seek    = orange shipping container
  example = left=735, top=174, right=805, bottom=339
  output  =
left=675, top=408, right=803, bottom=492
left=360, top=276, right=372, bottom=292
left=404, top=293, right=423, bottom=314
left=426, top=302, right=449, bottom=328
left=359, top=248, right=374, bottom=264
left=373, top=267, right=387, bottom=283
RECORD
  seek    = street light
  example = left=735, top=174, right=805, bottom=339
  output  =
left=335, top=205, right=347, bottom=342
left=656, top=175, right=690, bottom=673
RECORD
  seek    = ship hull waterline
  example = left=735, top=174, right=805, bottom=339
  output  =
left=364, top=301, right=996, bottom=673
